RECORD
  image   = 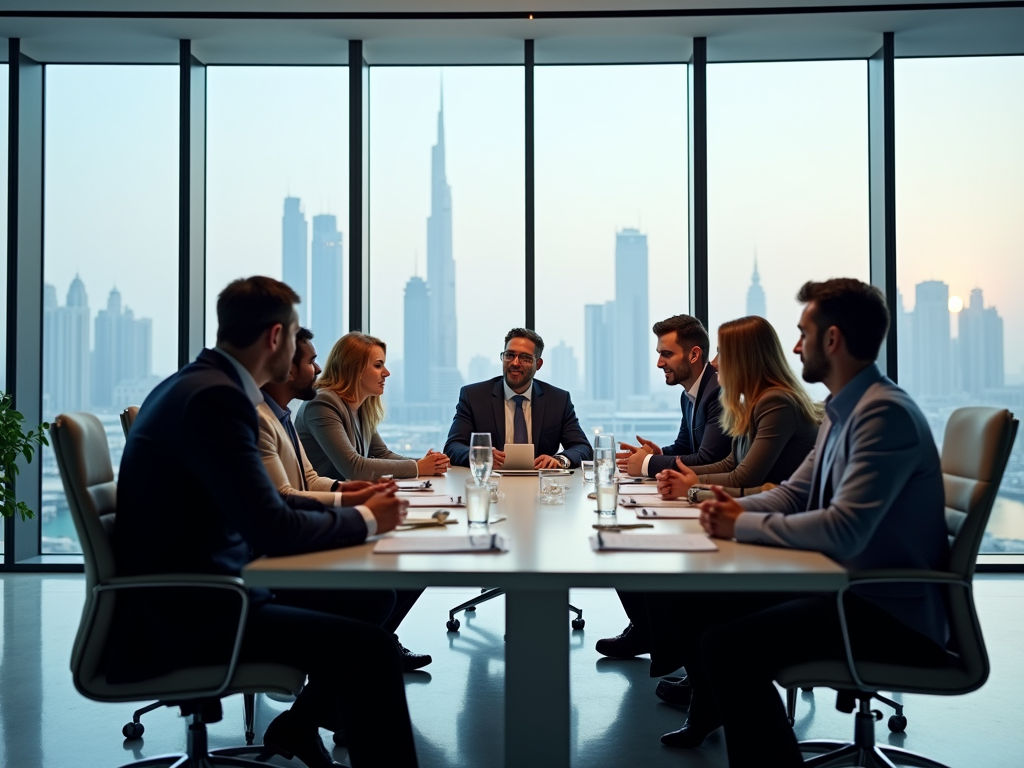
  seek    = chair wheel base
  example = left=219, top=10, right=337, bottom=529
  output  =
left=123, top=721, right=144, bottom=740
left=888, top=714, right=907, bottom=733
left=464, top=606, right=476, bottom=612
left=446, top=619, right=460, bottom=632
left=571, top=618, right=585, bottom=630
left=244, top=731, right=255, bottom=746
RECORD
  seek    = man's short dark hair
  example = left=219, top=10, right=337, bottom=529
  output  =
left=652, top=315, right=709, bottom=361
left=796, top=278, right=890, bottom=362
left=216, top=276, right=300, bottom=348
left=292, top=327, right=314, bottom=365
left=504, top=328, right=545, bottom=358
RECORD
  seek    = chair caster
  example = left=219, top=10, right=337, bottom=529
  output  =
left=123, top=721, right=144, bottom=740
left=245, top=730, right=255, bottom=746
left=571, top=618, right=585, bottom=630
left=801, top=687, right=814, bottom=692
left=446, top=619, right=460, bottom=632
left=465, top=606, right=476, bottom=612
left=888, top=714, right=907, bottom=733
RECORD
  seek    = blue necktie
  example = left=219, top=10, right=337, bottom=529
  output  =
left=512, top=395, right=528, bottom=444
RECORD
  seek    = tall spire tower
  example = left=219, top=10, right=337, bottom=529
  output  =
left=746, top=252, right=767, bottom=318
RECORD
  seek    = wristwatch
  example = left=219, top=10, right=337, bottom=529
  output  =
left=556, top=454, right=570, bottom=469
left=687, top=485, right=713, bottom=504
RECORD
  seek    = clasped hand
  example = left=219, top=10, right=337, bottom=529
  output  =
left=654, top=457, right=699, bottom=499
left=697, top=486, right=744, bottom=540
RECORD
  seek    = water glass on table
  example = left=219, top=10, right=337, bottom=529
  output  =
left=580, top=460, right=595, bottom=483
left=469, top=432, right=494, bottom=486
left=594, top=433, right=617, bottom=516
left=538, top=470, right=566, bottom=505
left=465, top=478, right=491, bottom=526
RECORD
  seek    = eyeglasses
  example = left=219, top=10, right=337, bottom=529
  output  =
left=500, top=351, right=535, bottom=365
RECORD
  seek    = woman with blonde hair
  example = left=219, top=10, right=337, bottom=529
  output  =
left=296, top=332, right=449, bottom=481
left=656, top=315, right=821, bottom=501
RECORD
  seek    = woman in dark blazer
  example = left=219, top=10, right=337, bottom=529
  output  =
left=656, top=315, right=821, bottom=501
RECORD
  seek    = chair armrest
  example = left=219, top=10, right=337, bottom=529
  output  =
left=836, top=570, right=969, bottom=691
left=91, top=575, right=249, bottom=700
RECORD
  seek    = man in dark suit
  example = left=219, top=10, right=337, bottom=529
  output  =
left=114, top=276, right=418, bottom=768
left=598, top=314, right=733, bottom=660
left=617, top=314, right=732, bottom=478
left=444, top=327, right=593, bottom=469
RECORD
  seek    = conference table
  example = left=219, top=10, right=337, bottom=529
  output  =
left=243, top=467, right=846, bottom=768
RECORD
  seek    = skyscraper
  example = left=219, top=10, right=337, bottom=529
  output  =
left=746, top=256, right=767, bottom=318
left=910, top=280, right=953, bottom=398
left=403, top=276, right=431, bottom=404
left=545, top=341, right=579, bottom=395
left=585, top=301, right=615, bottom=401
left=282, top=196, right=308, bottom=325
left=43, top=276, right=91, bottom=417
left=92, top=287, right=152, bottom=409
left=895, top=289, right=914, bottom=394
left=614, top=228, right=649, bottom=404
left=958, top=288, right=1004, bottom=393
left=425, top=89, right=462, bottom=404
left=311, top=213, right=344, bottom=344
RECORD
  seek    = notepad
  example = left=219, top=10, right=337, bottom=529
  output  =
left=590, top=532, right=717, bottom=552
left=619, top=496, right=694, bottom=508
left=374, top=534, right=509, bottom=554
left=618, top=484, right=660, bottom=495
left=633, top=507, right=701, bottom=520
left=403, top=495, right=465, bottom=507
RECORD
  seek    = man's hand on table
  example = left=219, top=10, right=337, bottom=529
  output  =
left=343, top=481, right=395, bottom=506
left=698, top=486, right=744, bottom=539
left=534, top=454, right=561, bottom=469
left=364, top=488, right=409, bottom=533
left=492, top=448, right=506, bottom=469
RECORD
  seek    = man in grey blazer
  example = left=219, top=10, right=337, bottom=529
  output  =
left=654, top=279, right=950, bottom=768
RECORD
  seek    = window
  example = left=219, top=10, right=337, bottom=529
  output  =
left=41, top=65, right=179, bottom=554
left=369, top=66, right=525, bottom=457
left=0, top=65, right=7, bottom=559
left=895, top=56, right=1024, bottom=554
left=535, top=65, right=688, bottom=446
left=206, top=67, right=349, bottom=347
left=706, top=61, right=870, bottom=399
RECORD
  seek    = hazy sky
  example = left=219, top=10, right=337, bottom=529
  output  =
left=11, top=56, right=1024, bottom=391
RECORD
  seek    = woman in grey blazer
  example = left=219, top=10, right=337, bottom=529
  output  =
left=657, top=315, right=821, bottom=500
left=296, top=332, right=450, bottom=481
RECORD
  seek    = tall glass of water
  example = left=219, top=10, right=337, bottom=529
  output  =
left=594, top=433, right=617, bottom=516
left=469, top=432, right=493, bottom=486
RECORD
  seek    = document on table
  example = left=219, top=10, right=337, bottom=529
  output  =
left=374, top=533, right=509, bottom=554
left=634, top=507, right=701, bottom=520
left=618, top=484, right=660, bottom=495
left=590, top=532, right=718, bottom=552
left=619, top=496, right=693, bottom=507
left=402, top=495, right=465, bottom=507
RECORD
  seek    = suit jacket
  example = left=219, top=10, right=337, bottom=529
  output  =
left=256, top=399, right=339, bottom=506
left=647, top=366, right=732, bottom=476
left=296, top=388, right=418, bottom=481
left=112, top=348, right=370, bottom=680
left=735, top=365, right=949, bottom=645
left=444, top=377, right=593, bottom=467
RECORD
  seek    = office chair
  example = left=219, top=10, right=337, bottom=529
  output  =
left=777, top=407, right=1017, bottom=768
left=52, top=412, right=305, bottom=766
left=119, top=406, right=139, bottom=438
left=447, top=587, right=585, bottom=632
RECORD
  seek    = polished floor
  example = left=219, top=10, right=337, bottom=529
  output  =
left=1, top=574, right=1022, bottom=767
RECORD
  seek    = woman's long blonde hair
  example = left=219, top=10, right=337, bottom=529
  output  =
left=315, top=332, right=388, bottom=435
left=717, top=316, right=823, bottom=438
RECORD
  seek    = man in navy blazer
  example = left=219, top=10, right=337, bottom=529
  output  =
left=617, top=314, right=732, bottom=478
left=444, top=328, right=593, bottom=469
left=114, top=277, right=418, bottom=768
left=653, top=279, right=950, bottom=766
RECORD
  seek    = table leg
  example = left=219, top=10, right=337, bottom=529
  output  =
left=505, top=588, right=570, bottom=768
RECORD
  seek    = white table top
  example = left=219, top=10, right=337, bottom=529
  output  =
left=244, top=467, right=846, bottom=593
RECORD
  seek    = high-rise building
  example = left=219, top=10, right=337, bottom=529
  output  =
left=585, top=301, right=615, bottom=401
left=311, top=214, right=344, bottom=344
left=403, top=276, right=431, bottom=404
left=282, top=196, right=308, bottom=325
left=92, top=287, right=152, bottom=409
left=746, top=256, right=767, bottom=318
left=468, top=354, right=500, bottom=384
left=910, top=280, right=953, bottom=398
left=43, top=276, right=91, bottom=417
left=545, top=341, right=579, bottom=395
left=958, top=288, right=1004, bottom=393
left=614, top=228, right=649, bottom=404
left=895, top=289, right=914, bottom=394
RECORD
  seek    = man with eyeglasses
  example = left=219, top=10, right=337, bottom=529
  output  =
left=444, top=327, right=593, bottom=469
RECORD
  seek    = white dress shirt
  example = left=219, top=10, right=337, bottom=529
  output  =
left=213, top=346, right=376, bottom=535
left=642, top=362, right=709, bottom=476
left=503, top=379, right=533, bottom=445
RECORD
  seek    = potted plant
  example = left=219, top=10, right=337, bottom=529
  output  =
left=0, top=391, right=50, bottom=520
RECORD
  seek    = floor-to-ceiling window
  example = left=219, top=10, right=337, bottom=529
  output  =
left=535, top=64, right=689, bottom=446
left=41, top=65, right=179, bottom=554
left=706, top=61, right=870, bottom=401
left=206, top=66, right=349, bottom=349
left=895, top=56, right=1024, bottom=554
left=368, top=66, right=525, bottom=457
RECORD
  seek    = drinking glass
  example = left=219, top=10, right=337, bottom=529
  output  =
left=595, top=476, right=619, bottom=516
left=487, top=477, right=501, bottom=504
left=594, top=432, right=616, bottom=515
left=580, top=460, right=595, bottom=483
left=465, top=479, right=491, bottom=527
left=538, top=470, right=566, bottom=505
left=469, top=432, right=494, bottom=486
